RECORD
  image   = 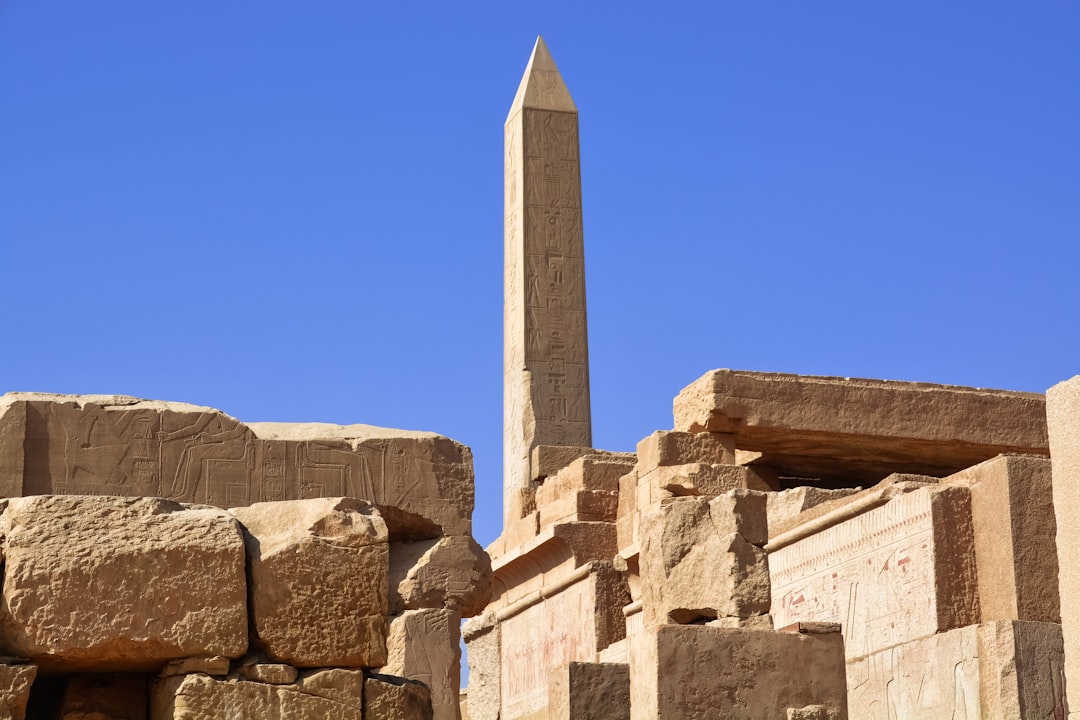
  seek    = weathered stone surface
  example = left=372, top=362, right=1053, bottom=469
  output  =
left=384, top=609, right=461, bottom=720
left=0, top=495, right=247, bottom=671
left=767, top=486, right=861, bottom=539
left=150, top=673, right=362, bottom=718
left=538, top=488, right=618, bottom=526
left=639, top=495, right=769, bottom=626
left=462, top=615, right=500, bottom=720
left=293, top=668, right=365, bottom=706
left=770, top=485, right=978, bottom=659
left=847, top=620, right=1066, bottom=720
left=1048, top=375, right=1080, bottom=718
left=504, top=36, right=592, bottom=520
left=59, top=673, right=147, bottom=720
left=365, top=674, right=434, bottom=720
left=238, top=663, right=298, bottom=685
left=230, top=497, right=388, bottom=668
left=390, top=536, right=492, bottom=617
left=945, top=454, right=1059, bottom=623
left=630, top=625, right=847, bottom=720
left=547, top=662, right=629, bottom=720
left=0, top=664, right=35, bottom=720
left=636, top=430, right=735, bottom=472
left=159, top=656, right=230, bottom=678
left=0, top=392, right=473, bottom=536
left=674, top=370, right=1048, bottom=483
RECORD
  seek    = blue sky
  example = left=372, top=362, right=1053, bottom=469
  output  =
left=2, top=2, right=1078, bottom=550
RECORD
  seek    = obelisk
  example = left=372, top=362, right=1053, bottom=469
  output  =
left=504, top=36, right=592, bottom=522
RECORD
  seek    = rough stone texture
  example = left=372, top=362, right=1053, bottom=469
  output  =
left=0, top=495, right=247, bottom=671
left=531, top=448, right=634, bottom=485
left=461, top=615, right=500, bottom=720
left=638, top=495, right=769, bottom=626
left=230, top=497, right=389, bottom=668
left=150, top=672, right=362, bottom=718
left=847, top=620, right=1066, bottom=719
left=767, top=486, right=861, bottom=539
left=384, top=609, right=461, bottom=720
left=0, top=664, right=35, bottom=720
left=503, top=36, right=592, bottom=519
left=630, top=625, right=847, bottom=720
left=59, top=673, right=147, bottom=720
left=365, top=674, right=434, bottom=720
left=636, top=430, right=736, bottom=471
left=945, top=454, right=1060, bottom=623
left=238, top=663, right=298, bottom=685
left=0, top=392, right=474, bottom=536
left=159, top=656, right=230, bottom=678
left=673, top=369, right=1048, bottom=483
left=1048, top=375, right=1080, bottom=718
left=538, top=488, right=619, bottom=526
left=389, top=536, right=492, bottom=617
left=547, top=662, right=630, bottom=720
left=770, top=484, right=978, bottom=659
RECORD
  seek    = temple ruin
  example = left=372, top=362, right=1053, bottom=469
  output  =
left=0, top=35, right=1078, bottom=720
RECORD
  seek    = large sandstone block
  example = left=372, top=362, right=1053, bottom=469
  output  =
left=847, top=620, right=1066, bottom=719
left=630, top=625, right=847, bottom=720
left=636, top=430, right=735, bottom=471
left=0, top=664, right=35, bottom=720
left=0, top=496, right=247, bottom=671
left=0, top=393, right=474, bottom=535
left=230, top=497, right=389, bottom=668
left=389, top=536, right=492, bottom=617
left=384, top=609, right=461, bottom=720
left=547, top=662, right=630, bottom=720
left=639, top=493, right=769, bottom=626
left=770, top=484, right=978, bottom=659
left=365, top=674, right=434, bottom=720
left=673, top=370, right=1048, bottom=482
left=150, top=671, right=363, bottom=718
left=945, top=454, right=1059, bottom=623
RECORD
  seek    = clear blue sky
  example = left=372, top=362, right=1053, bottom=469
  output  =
left=2, top=2, right=1078, bottom=550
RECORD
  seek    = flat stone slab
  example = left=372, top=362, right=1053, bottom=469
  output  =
left=673, top=369, right=1048, bottom=483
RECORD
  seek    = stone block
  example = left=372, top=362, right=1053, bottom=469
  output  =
left=230, top=497, right=388, bottom=668
left=389, top=536, right=492, bottom=617
left=0, top=496, right=247, bottom=671
left=636, top=431, right=735, bottom=472
left=365, top=674, right=434, bottom=720
left=59, top=674, right=147, bottom=720
left=537, top=454, right=637, bottom=496
left=547, top=662, right=630, bottom=720
left=538, top=489, right=618, bottom=526
left=384, top=609, right=460, bottom=720
left=630, top=625, right=847, bottom=720
left=159, top=656, right=231, bottom=678
left=945, top=454, right=1059, bottom=623
left=461, top=615, right=500, bottom=720
left=641, top=462, right=775, bottom=498
left=770, top=484, right=978, bottom=659
left=847, top=620, right=1065, bottom=720
left=673, top=370, right=1048, bottom=482
left=150, top=673, right=362, bottom=718
left=639, top=496, right=769, bottom=626
left=0, top=664, right=35, bottom=720
left=238, top=663, right=298, bottom=685
left=710, top=488, right=769, bottom=546
left=767, top=486, right=861, bottom=539
left=294, top=668, right=366, bottom=705
left=0, top=392, right=474, bottom=535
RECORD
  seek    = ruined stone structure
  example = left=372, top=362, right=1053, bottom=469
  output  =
left=0, top=394, right=492, bottom=719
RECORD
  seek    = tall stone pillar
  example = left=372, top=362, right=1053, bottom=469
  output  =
left=504, top=36, right=592, bottom=522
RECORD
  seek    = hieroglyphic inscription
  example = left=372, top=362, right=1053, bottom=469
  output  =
left=500, top=577, right=597, bottom=719
left=504, top=46, right=592, bottom=517
left=769, top=490, right=945, bottom=659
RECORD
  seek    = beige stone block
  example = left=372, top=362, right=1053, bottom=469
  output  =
left=230, top=497, right=388, bottom=668
left=0, top=496, right=247, bottom=671
left=847, top=620, right=1065, bottom=720
left=384, top=609, right=461, bottom=720
left=365, top=674, right=434, bottom=720
left=538, top=489, right=619, bottom=526
left=674, top=370, right=1048, bottom=482
left=159, top=656, right=231, bottom=678
left=238, top=663, right=298, bottom=685
left=59, top=674, right=147, bottom=720
left=710, top=488, right=769, bottom=546
left=390, top=536, right=492, bottom=617
left=461, top=615, right=500, bottom=720
left=767, top=486, right=861, bottom=539
left=0, top=392, right=475, bottom=535
left=636, top=431, right=735, bottom=472
left=531, top=447, right=634, bottom=485
left=547, top=662, right=629, bottom=720
left=630, top=625, right=847, bottom=720
left=1048, top=375, right=1080, bottom=718
left=639, top=496, right=769, bottom=626
left=945, top=454, right=1059, bottom=623
left=641, top=462, right=775, bottom=499
left=0, top=664, right=35, bottom=720
left=537, top=453, right=637, bottom=496
left=294, top=668, right=366, bottom=705
left=150, top=673, right=362, bottom=718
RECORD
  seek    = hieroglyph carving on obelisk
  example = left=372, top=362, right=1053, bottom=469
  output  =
left=504, top=36, right=592, bottom=520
